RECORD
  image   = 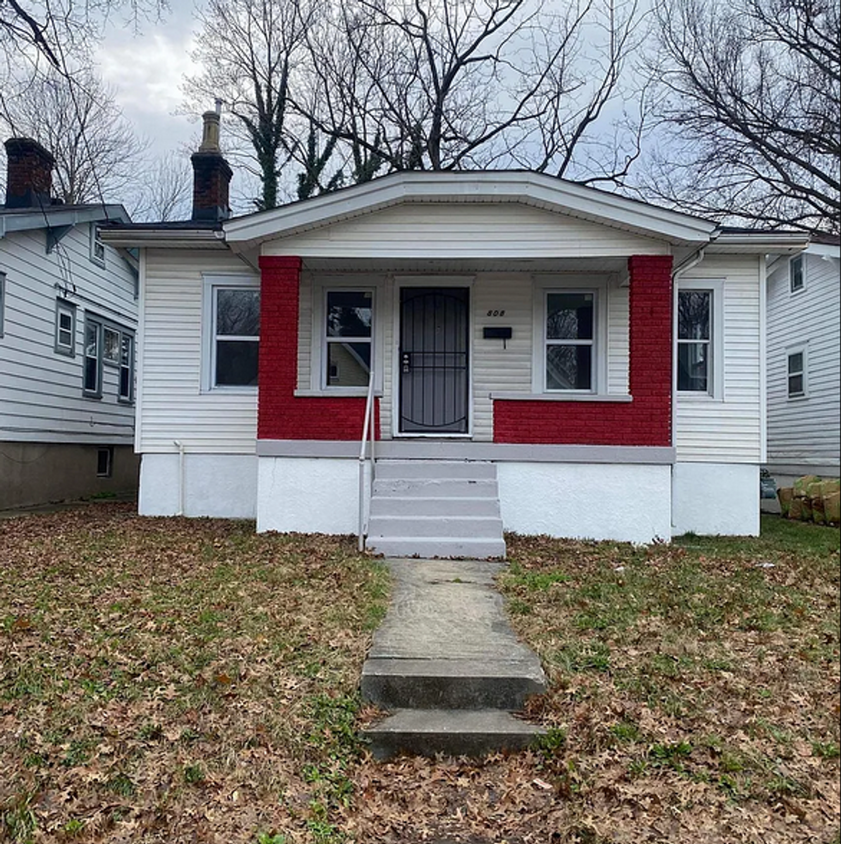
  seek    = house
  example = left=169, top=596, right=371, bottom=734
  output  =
left=0, top=138, right=140, bottom=510
left=764, top=235, right=840, bottom=486
left=99, top=112, right=808, bottom=552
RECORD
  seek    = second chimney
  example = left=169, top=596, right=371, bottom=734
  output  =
left=4, top=138, right=54, bottom=209
left=191, top=111, right=232, bottom=221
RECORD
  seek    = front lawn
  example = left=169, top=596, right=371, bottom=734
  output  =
left=1, top=508, right=838, bottom=843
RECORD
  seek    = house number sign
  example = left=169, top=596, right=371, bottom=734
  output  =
left=486, top=309, right=506, bottom=316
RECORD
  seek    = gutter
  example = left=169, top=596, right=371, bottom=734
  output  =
left=98, top=229, right=227, bottom=249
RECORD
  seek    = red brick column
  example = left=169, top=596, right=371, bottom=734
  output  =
left=258, top=255, right=379, bottom=441
left=492, top=254, right=673, bottom=446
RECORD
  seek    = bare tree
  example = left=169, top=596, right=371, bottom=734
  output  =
left=130, top=149, right=192, bottom=221
left=0, top=68, right=147, bottom=204
left=183, top=0, right=317, bottom=211
left=642, top=0, right=840, bottom=232
left=299, top=0, right=647, bottom=182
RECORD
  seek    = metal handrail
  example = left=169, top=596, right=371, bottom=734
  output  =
left=358, top=372, right=377, bottom=551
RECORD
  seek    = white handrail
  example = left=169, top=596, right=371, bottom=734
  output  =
left=358, top=372, right=376, bottom=551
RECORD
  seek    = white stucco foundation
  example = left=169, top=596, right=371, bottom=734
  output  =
left=138, top=453, right=258, bottom=518
left=257, top=456, right=359, bottom=534
left=496, top=462, right=673, bottom=544
left=672, top=462, right=759, bottom=536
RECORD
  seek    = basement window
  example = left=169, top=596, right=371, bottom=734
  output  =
left=96, top=447, right=113, bottom=478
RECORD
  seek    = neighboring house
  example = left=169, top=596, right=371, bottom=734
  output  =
left=764, top=235, right=841, bottom=483
left=0, top=138, right=140, bottom=510
left=100, top=113, right=808, bottom=551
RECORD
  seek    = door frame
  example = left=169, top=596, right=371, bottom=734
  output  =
left=392, top=275, right=475, bottom=438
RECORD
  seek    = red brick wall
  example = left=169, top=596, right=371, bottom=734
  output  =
left=493, top=255, right=673, bottom=446
left=257, top=255, right=378, bottom=441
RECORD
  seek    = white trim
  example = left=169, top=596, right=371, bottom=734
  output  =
left=758, top=254, right=768, bottom=463
left=135, top=249, right=147, bottom=452
left=392, top=277, right=475, bottom=438
left=54, top=299, right=76, bottom=357
left=491, top=392, right=631, bottom=402
left=675, top=278, right=725, bottom=401
left=785, top=342, right=808, bottom=400
left=201, top=273, right=260, bottom=393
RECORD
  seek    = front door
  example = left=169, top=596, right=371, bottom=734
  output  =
left=399, top=287, right=469, bottom=434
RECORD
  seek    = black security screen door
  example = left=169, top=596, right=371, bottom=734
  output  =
left=399, top=287, right=469, bottom=434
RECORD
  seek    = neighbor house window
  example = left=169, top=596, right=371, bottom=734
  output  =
left=119, top=334, right=134, bottom=402
left=787, top=348, right=806, bottom=398
left=212, top=286, right=260, bottom=387
left=90, top=224, right=105, bottom=266
left=324, top=290, right=373, bottom=388
left=789, top=255, right=804, bottom=293
left=0, top=272, right=6, bottom=338
left=677, top=290, right=712, bottom=393
left=103, top=326, right=121, bottom=364
left=96, top=447, right=113, bottom=478
left=83, top=316, right=103, bottom=396
left=55, top=300, right=76, bottom=356
left=544, top=291, right=594, bottom=391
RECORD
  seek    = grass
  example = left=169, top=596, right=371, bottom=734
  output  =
left=0, top=507, right=837, bottom=843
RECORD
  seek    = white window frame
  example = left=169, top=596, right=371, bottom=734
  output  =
left=675, top=279, right=724, bottom=401
left=532, top=277, right=607, bottom=394
left=321, top=287, right=375, bottom=391
left=789, top=254, right=805, bottom=294
left=202, top=274, right=261, bottom=392
left=90, top=224, right=105, bottom=267
left=786, top=344, right=808, bottom=399
left=55, top=299, right=76, bottom=356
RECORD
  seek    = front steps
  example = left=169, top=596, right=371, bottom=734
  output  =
left=365, top=460, right=506, bottom=559
left=361, top=559, right=546, bottom=760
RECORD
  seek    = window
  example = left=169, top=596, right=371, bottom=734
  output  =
left=103, top=326, right=121, bottom=363
left=54, top=300, right=76, bottom=356
left=544, top=291, right=594, bottom=391
left=677, top=290, right=711, bottom=392
left=119, top=334, right=134, bottom=402
left=787, top=348, right=806, bottom=398
left=90, top=224, right=105, bottom=266
left=789, top=254, right=804, bottom=293
left=0, top=272, right=5, bottom=338
left=324, top=290, right=373, bottom=388
left=96, top=447, right=113, bottom=478
left=83, top=316, right=102, bottom=396
left=212, top=286, right=260, bottom=387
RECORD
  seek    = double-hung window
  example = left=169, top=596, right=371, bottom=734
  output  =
left=83, top=315, right=134, bottom=401
left=90, top=224, right=105, bottom=267
left=55, top=300, right=76, bottom=356
left=324, top=290, right=373, bottom=388
left=677, top=290, right=712, bottom=393
left=787, top=348, right=806, bottom=398
left=212, top=286, right=260, bottom=387
left=119, top=334, right=134, bottom=402
left=544, top=291, right=594, bottom=391
left=83, top=315, right=103, bottom=396
left=789, top=255, right=804, bottom=293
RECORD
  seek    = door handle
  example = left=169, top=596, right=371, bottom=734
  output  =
left=402, top=352, right=411, bottom=373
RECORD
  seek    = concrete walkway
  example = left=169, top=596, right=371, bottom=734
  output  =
left=362, top=558, right=546, bottom=758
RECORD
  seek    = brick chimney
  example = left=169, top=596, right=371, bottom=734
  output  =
left=4, top=138, right=55, bottom=209
left=191, top=110, right=232, bottom=221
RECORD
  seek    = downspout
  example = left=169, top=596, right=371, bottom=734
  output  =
left=174, top=440, right=185, bottom=516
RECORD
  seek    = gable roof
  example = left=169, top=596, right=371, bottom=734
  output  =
left=223, top=171, right=720, bottom=250
left=0, top=203, right=130, bottom=239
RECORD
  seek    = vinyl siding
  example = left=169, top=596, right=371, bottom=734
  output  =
left=0, top=224, right=137, bottom=444
left=675, top=254, right=763, bottom=463
left=263, top=203, right=670, bottom=259
left=766, top=250, right=840, bottom=472
left=139, top=249, right=259, bottom=454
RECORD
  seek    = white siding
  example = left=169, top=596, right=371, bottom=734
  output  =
left=263, top=203, right=669, bottom=259
left=675, top=255, right=763, bottom=463
left=139, top=249, right=259, bottom=454
left=766, top=250, right=840, bottom=473
left=607, top=282, right=630, bottom=394
left=0, top=224, right=137, bottom=445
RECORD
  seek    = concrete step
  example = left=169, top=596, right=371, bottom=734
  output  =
left=363, top=709, right=546, bottom=760
left=375, top=460, right=497, bottom=480
left=372, top=478, right=498, bottom=497
left=361, top=658, right=546, bottom=710
left=370, top=495, right=501, bottom=518
left=365, top=536, right=506, bottom=559
left=367, top=514, right=504, bottom=539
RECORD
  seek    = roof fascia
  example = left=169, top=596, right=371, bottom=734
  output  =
left=0, top=204, right=130, bottom=238
left=708, top=232, right=810, bottom=254
left=223, top=172, right=717, bottom=249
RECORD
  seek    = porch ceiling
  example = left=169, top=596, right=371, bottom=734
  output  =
left=300, top=255, right=631, bottom=274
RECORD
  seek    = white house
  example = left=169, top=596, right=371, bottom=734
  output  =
left=0, top=138, right=140, bottom=510
left=765, top=236, right=841, bottom=483
left=100, top=114, right=808, bottom=553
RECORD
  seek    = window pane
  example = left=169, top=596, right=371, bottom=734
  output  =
left=85, top=322, right=98, bottom=357
left=546, top=293, right=593, bottom=340
left=678, top=342, right=708, bottom=391
left=327, top=291, right=372, bottom=338
left=217, top=289, right=260, bottom=336
left=103, top=327, right=120, bottom=362
left=120, top=335, right=132, bottom=367
left=216, top=340, right=259, bottom=386
left=120, top=336, right=133, bottom=399
left=788, top=374, right=804, bottom=395
left=678, top=291, right=710, bottom=340
left=788, top=352, right=803, bottom=374
left=327, top=341, right=371, bottom=387
left=546, top=345, right=592, bottom=390
left=790, top=256, right=803, bottom=291
left=59, top=311, right=72, bottom=330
